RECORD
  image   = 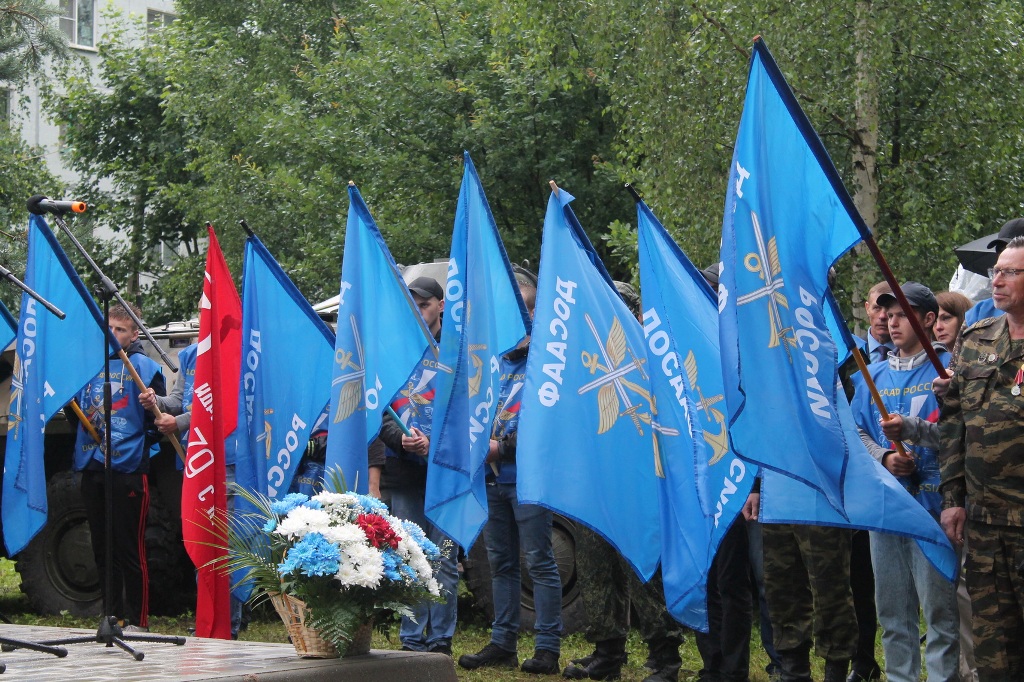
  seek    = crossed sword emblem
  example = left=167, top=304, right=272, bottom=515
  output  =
left=735, top=210, right=795, bottom=358
left=577, top=313, right=678, bottom=439
left=332, top=315, right=367, bottom=423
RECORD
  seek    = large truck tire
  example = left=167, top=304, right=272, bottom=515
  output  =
left=144, top=485, right=195, bottom=615
left=15, top=470, right=101, bottom=616
left=462, top=514, right=588, bottom=634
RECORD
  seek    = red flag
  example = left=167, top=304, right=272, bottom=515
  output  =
left=182, top=225, right=241, bottom=639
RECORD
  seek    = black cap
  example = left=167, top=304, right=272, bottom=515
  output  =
left=407, top=276, right=443, bottom=300
left=987, top=218, right=1024, bottom=250
left=701, top=263, right=721, bottom=288
left=876, top=281, right=938, bottom=316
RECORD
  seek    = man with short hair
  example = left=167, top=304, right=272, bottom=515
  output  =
left=72, top=302, right=164, bottom=632
left=852, top=282, right=960, bottom=682
left=963, top=218, right=1024, bottom=327
left=939, top=236, right=1024, bottom=681
left=377, top=276, right=459, bottom=656
left=863, top=280, right=894, bottom=363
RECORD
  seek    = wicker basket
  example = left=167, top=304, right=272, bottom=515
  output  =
left=269, top=593, right=374, bottom=658
left=270, top=593, right=339, bottom=658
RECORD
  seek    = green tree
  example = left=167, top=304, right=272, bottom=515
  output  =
left=0, top=0, right=70, bottom=309
left=583, top=0, right=1024, bottom=324
left=53, top=16, right=203, bottom=320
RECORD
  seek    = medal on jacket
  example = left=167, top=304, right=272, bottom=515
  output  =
left=1013, top=364, right=1024, bottom=396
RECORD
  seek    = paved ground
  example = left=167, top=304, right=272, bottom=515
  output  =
left=0, top=625, right=458, bottom=681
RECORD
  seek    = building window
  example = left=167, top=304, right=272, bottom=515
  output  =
left=147, top=9, right=176, bottom=33
left=59, top=0, right=95, bottom=48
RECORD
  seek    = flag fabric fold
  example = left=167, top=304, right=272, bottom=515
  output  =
left=718, top=39, right=864, bottom=517
left=756, top=292, right=957, bottom=579
left=517, top=187, right=660, bottom=580
left=636, top=201, right=755, bottom=631
left=424, top=151, right=530, bottom=550
left=2, top=215, right=115, bottom=556
left=234, top=234, right=336, bottom=502
left=325, top=185, right=435, bottom=494
left=183, top=225, right=242, bottom=639
left=0, top=301, right=16, bottom=352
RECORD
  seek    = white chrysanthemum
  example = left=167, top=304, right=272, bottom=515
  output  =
left=313, top=491, right=358, bottom=509
left=274, top=506, right=332, bottom=539
left=320, top=524, right=366, bottom=547
left=394, top=536, right=432, bottom=581
left=426, top=577, right=441, bottom=597
left=345, top=542, right=380, bottom=568
left=336, top=546, right=383, bottom=588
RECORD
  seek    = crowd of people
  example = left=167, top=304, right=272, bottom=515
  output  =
left=74, top=218, right=1023, bottom=682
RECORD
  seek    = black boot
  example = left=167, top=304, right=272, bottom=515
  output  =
left=561, top=637, right=627, bottom=680
left=641, top=635, right=683, bottom=682
left=777, top=643, right=812, bottom=682
left=823, top=659, right=850, bottom=682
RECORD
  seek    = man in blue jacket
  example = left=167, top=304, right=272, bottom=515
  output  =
left=73, top=302, right=164, bottom=632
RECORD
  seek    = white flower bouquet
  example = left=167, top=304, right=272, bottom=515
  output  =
left=223, top=480, right=443, bottom=655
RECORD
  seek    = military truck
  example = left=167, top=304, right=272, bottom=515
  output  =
left=0, top=319, right=197, bottom=617
left=0, top=262, right=588, bottom=632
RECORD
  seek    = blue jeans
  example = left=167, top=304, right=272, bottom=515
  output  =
left=870, top=531, right=961, bottom=682
left=484, top=483, right=562, bottom=654
left=387, top=487, right=459, bottom=650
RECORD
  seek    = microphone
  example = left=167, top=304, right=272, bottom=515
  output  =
left=26, top=195, right=89, bottom=215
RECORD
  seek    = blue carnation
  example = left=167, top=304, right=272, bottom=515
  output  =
left=381, top=549, right=403, bottom=582
left=352, top=493, right=388, bottom=514
left=278, top=532, right=341, bottom=578
left=402, top=521, right=440, bottom=560
left=271, top=493, right=311, bottom=517
left=262, top=518, right=277, bottom=533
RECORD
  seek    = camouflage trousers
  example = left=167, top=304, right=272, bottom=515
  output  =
left=761, top=523, right=858, bottom=661
left=965, top=522, right=1024, bottom=681
left=574, top=525, right=684, bottom=644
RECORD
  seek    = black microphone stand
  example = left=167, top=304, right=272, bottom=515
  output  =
left=4, top=206, right=185, bottom=662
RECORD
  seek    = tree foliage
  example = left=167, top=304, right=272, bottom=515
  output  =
left=48, top=0, right=1024, bottom=326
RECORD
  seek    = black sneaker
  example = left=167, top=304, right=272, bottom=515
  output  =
left=458, top=643, right=518, bottom=670
left=429, top=642, right=453, bottom=657
left=522, top=648, right=560, bottom=674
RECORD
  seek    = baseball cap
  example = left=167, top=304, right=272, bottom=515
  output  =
left=987, top=218, right=1024, bottom=250
left=876, top=281, right=938, bottom=316
left=407, top=276, right=443, bottom=300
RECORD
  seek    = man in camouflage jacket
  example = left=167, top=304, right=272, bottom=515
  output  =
left=938, top=236, right=1024, bottom=682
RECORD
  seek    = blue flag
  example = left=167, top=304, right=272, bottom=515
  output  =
left=325, top=185, right=436, bottom=493
left=0, top=301, right=15, bottom=352
left=234, top=234, right=336, bottom=501
left=718, top=39, right=865, bottom=516
left=756, top=292, right=957, bottom=579
left=759, top=384, right=958, bottom=579
left=517, top=188, right=660, bottom=580
left=636, top=201, right=755, bottom=630
left=3, top=215, right=115, bottom=555
left=424, top=152, right=530, bottom=550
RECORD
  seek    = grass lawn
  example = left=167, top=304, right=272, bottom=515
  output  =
left=0, top=558, right=862, bottom=681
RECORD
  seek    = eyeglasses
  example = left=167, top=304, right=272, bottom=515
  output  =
left=988, top=267, right=1024, bottom=279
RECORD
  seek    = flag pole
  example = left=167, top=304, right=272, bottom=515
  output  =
left=117, top=348, right=187, bottom=464
left=70, top=399, right=102, bottom=445
left=859, top=233, right=948, bottom=378
left=848, top=346, right=912, bottom=460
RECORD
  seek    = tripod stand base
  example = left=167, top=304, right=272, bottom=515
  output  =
left=11, top=616, right=185, bottom=662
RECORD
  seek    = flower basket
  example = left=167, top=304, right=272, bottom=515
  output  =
left=270, top=592, right=339, bottom=658
left=219, top=480, right=445, bottom=659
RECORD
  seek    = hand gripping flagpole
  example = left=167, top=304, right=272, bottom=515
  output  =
left=9, top=199, right=186, bottom=662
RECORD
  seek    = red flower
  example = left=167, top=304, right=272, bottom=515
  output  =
left=357, top=513, right=401, bottom=550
